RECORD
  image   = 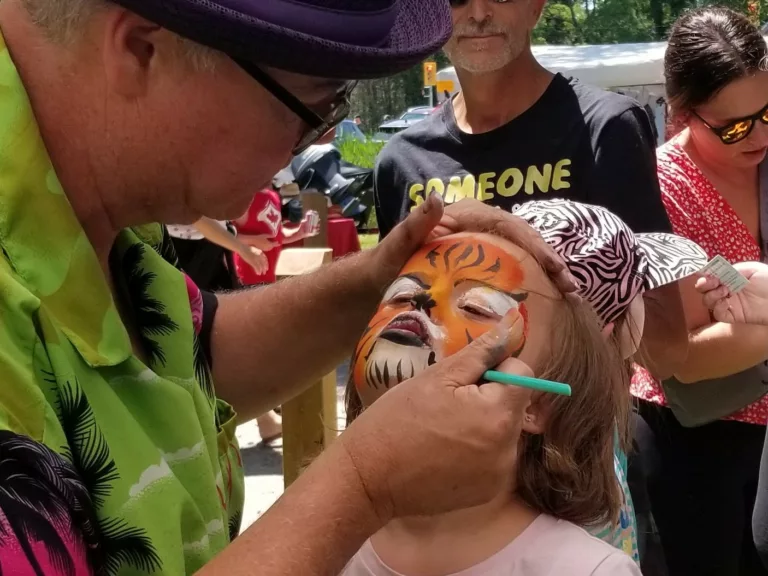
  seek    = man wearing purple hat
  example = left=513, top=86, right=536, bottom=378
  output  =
left=0, top=0, right=583, bottom=575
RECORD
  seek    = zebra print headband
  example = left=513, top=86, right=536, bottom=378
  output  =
left=514, top=199, right=708, bottom=325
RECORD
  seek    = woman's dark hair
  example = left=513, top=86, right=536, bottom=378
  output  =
left=665, top=7, right=768, bottom=116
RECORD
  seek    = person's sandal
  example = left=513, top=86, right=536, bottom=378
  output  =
left=259, top=432, right=282, bottom=446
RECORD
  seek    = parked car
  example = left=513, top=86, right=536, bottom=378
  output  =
left=372, top=125, right=403, bottom=142
left=400, top=106, right=434, bottom=120
left=333, top=119, right=366, bottom=145
left=373, top=105, right=436, bottom=142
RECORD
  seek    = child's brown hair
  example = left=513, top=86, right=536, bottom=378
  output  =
left=345, top=297, right=631, bottom=528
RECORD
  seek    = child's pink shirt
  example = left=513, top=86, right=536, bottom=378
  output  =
left=341, top=514, right=641, bottom=576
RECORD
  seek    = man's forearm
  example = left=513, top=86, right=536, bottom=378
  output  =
left=197, top=443, right=383, bottom=576
left=674, top=322, right=768, bottom=383
left=211, top=251, right=383, bottom=420
left=636, top=284, right=688, bottom=380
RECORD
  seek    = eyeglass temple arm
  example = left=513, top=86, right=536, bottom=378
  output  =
left=233, top=58, right=325, bottom=128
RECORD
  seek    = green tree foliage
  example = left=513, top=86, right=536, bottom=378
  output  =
left=534, top=0, right=766, bottom=44
left=533, top=2, right=584, bottom=44
left=351, top=1, right=766, bottom=133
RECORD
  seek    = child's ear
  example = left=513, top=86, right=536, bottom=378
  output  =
left=617, top=328, right=641, bottom=359
left=601, top=321, right=635, bottom=358
left=601, top=296, right=645, bottom=359
left=618, top=296, right=645, bottom=359
left=522, top=394, right=550, bottom=435
left=601, top=322, right=616, bottom=339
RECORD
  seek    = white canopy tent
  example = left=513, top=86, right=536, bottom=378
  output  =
left=437, top=37, right=768, bottom=95
left=533, top=41, right=666, bottom=87
left=436, top=41, right=666, bottom=95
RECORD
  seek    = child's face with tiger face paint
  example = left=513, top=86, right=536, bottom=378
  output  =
left=352, top=233, right=557, bottom=404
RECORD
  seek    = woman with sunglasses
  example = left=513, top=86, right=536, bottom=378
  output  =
left=630, top=7, right=768, bottom=575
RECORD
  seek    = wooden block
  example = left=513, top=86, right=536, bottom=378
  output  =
left=280, top=193, right=337, bottom=488
left=275, top=248, right=332, bottom=277
left=282, top=371, right=338, bottom=488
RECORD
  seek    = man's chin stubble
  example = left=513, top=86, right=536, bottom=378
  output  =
left=445, top=40, right=525, bottom=75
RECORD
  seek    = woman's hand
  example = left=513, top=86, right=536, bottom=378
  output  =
left=695, top=261, right=768, bottom=325
left=297, top=210, right=320, bottom=239
left=239, top=246, right=269, bottom=276
left=282, top=211, right=321, bottom=244
left=241, top=234, right=278, bottom=252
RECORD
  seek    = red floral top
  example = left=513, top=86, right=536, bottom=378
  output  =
left=631, top=138, right=768, bottom=425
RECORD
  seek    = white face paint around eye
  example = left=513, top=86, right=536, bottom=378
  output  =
left=382, top=276, right=423, bottom=304
left=456, top=286, right=520, bottom=319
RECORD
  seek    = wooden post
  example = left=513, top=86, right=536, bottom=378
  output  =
left=278, top=190, right=339, bottom=488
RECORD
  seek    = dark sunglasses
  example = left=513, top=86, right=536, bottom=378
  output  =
left=692, top=102, right=768, bottom=145
left=449, top=0, right=513, bottom=6
left=234, top=58, right=357, bottom=156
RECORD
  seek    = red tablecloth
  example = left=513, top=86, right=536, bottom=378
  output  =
left=294, top=217, right=360, bottom=260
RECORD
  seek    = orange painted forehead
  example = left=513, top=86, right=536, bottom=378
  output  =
left=399, top=236, right=526, bottom=291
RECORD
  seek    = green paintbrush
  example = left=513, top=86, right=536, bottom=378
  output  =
left=483, top=370, right=572, bottom=397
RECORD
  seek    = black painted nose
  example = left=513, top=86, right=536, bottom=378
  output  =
left=411, top=293, right=437, bottom=316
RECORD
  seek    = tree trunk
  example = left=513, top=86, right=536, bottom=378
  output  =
left=565, top=0, right=580, bottom=31
left=649, top=0, right=664, bottom=39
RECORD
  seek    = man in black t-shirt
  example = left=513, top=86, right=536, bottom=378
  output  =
left=377, top=53, right=667, bottom=237
left=376, top=77, right=666, bottom=236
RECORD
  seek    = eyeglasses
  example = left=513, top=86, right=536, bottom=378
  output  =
left=449, top=0, right=512, bottom=6
left=692, top=102, right=768, bottom=145
left=234, top=58, right=357, bottom=156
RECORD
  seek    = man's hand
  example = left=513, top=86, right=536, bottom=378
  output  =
left=434, top=199, right=578, bottom=296
left=696, top=262, right=768, bottom=326
left=366, top=192, right=445, bottom=287
left=202, top=316, right=533, bottom=576
left=338, top=314, right=533, bottom=522
left=435, top=200, right=578, bottom=296
left=370, top=197, right=578, bottom=298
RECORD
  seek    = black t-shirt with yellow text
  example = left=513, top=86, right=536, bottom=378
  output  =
left=374, top=74, right=671, bottom=238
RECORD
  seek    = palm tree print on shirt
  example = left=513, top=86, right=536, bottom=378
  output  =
left=151, top=227, right=180, bottom=269
left=122, top=243, right=179, bottom=368
left=57, top=379, right=162, bottom=574
left=227, top=510, right=242, bottom=544
left=192, top=334, right=215, bottom=403
left=123, top=239, right=216, bottom=403
left=0, top=430, right=97, bottom=576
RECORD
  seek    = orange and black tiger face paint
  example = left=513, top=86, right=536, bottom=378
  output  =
left=352, top=236, right=530, bottom=399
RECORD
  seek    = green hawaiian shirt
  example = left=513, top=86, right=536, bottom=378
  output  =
left=0, top=32, right=244, bottom=575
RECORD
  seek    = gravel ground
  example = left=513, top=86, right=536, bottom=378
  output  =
left=236, top=362, right=349, bottom=531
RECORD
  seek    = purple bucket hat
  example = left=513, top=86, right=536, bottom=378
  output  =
left=110, top=0, right=452, bottom=79
left=513, top=199, right=709, bottom=325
